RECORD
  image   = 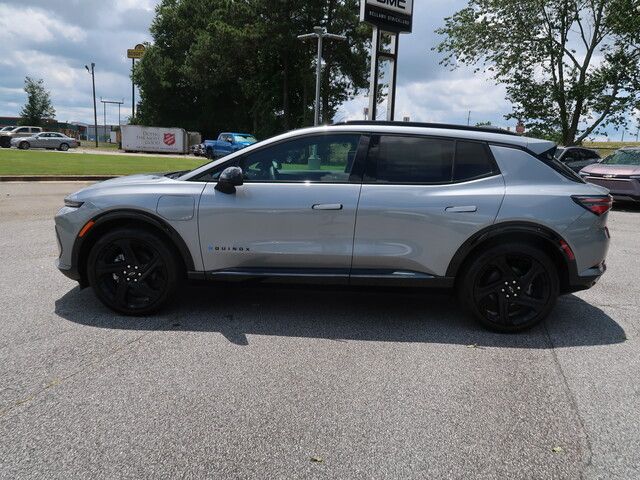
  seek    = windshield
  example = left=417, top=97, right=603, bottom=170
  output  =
left=0, top=126, right=14, bottom=132
left=233, top=134, right=257, bottom=143
left=602, top=150, right=640, bottom=166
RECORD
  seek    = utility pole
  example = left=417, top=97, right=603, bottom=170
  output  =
left=298, top=27, right=346, bottom=126
left=85, top=63, right=98, bottom=147
left=467, top=111, right=471, bottom=126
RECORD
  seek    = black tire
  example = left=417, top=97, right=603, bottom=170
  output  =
left=87, top=228, right=180, bottom=315
left=458, top=243, right=559, bottom=332
left=19, top=141, right=30, bottom=150
left=59, top=143, right=69, bottom=151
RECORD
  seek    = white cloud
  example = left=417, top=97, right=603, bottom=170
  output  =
left=0, top=5, right=86, bottom=43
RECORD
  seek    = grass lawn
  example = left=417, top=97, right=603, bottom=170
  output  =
left=0, top=149, right=205, bottom=176
left=583, top=141, right=640, bottom=157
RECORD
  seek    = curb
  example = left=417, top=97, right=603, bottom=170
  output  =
left=0, top=175, right=118, bottom=182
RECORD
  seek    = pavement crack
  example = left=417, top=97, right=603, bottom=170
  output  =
left=542, top=320, right=593, bottom=480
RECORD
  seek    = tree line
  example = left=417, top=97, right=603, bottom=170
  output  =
left=133, top=0, right=370, bottom=139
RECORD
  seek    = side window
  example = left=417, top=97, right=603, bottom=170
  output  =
left=240, top=134, right=361, bottom=183
left=453, top=141, right=496, bottom=181
left=373, top=136, right=454, bottom=184
left=16, top=127, right=29, bottom=133
left=30, top=128, right=40, bottom=134
left=563, top=149, right=581, bottom=162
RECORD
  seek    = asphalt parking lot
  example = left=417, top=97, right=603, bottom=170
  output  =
left=0, top=182, right=639, bottom=479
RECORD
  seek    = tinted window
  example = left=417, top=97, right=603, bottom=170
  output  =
left=453, top=141, right=496, bottom=181
left=374, top=136, right=454, bottom=183
left=241, top=134, right=360, bottom=183
left=195, top=134, right=361, bottom=183
left=563, top=149, right=583, bottom=161
left=15, top=127, right=29, bottom=133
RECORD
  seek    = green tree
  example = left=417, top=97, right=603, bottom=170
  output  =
left=19, top=77, right=56, bottom=126
left=436, top=0, right=640, bottom=145
left=134, top=0, right=369, bottom=139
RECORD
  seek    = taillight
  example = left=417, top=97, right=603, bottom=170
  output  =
left=571, top=195, right=613, bottom=216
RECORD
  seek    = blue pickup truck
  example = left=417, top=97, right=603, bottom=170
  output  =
left=203, top=132, right=257, bottom=159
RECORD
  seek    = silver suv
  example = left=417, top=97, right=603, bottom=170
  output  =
left=55, top=122, right=611, bottom=332
left=0, top=126, right=43, bottom=148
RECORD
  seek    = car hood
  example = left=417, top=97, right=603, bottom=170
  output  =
left=70, top=173, right=169, bottom=200
left=581, top=163, right=640, bottom=176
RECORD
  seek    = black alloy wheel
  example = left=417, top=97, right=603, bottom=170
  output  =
left=460, top=244, right=559, bottom=332
left=87, top=229, right=179, bottom=315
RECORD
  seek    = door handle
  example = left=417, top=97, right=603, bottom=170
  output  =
left=312, top=203, right=343, bottom=210
left=445, top=205, right=477, bottom=213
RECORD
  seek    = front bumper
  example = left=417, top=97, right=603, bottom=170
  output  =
left=584, top=176, right=640, bottom=200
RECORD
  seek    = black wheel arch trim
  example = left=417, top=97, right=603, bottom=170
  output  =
left=71, top=209, right=195, bottom=287
left=446, top=221, right=578, bottom=285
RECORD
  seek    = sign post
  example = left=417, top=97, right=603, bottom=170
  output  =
left=127, top=44, right=146, bottom=119
left=360, top=0, right=414, bottom=121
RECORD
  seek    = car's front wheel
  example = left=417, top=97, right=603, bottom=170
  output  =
left=87, top=228, right=180, bottom=315
left=59, top=143, right=69, bottom=151
left=19, top=141, right=30, bottom=150
left=459, top=243, right=559, bottom=332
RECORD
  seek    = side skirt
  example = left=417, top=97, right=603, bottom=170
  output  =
left=188, top=268, right=455, bottom=288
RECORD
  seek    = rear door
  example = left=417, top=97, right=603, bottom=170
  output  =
left=197, top=133, right=366, bottom=279
left=352, top=135, right=505, bottom=280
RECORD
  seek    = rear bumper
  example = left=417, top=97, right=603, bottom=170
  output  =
left=566, top=262, right=606, bottom=293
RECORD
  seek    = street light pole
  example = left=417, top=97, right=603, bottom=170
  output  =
left=85, top=62, right=98, bottom=147
left=298, top=27, right=346, bottom=126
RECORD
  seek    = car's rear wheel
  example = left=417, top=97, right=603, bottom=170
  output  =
left=59, top=143, right=69, bottom=151
left=19, top=141, right=30, bottom=150
left=87, top=228, right=180, bottom=315
left=459, top=244, right=559, bottom=332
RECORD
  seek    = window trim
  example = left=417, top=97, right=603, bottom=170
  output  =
left=190, top=132, right=369, bottom=184
left=364, top=133, right=500, bottom=186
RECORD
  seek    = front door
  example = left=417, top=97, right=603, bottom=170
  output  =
left=198, top=133, right=365, bottom=279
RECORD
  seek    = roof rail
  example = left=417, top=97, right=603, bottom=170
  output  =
left=335, top=120, right=519, bottom=136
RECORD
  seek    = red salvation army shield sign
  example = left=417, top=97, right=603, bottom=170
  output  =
left=163, top=133, right=176, bottom=146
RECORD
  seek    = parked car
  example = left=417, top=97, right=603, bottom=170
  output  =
left=11, top=132, right=78, bottom=151
left=55, top=122, right=611, bottom=332
left=0, top=126, right=15, bottom=132
left=204, top=132, right=257, bottom=159
left=579, top=147, right=640, bottom=202
left=554, top=146, right=601, bottom=172
left=0, top=126, right=43, bottom=148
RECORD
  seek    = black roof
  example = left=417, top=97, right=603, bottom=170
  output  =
left=334, top=120, right=519, bottom=136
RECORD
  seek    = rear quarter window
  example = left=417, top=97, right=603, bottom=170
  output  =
left=453, top=141, right=497, bottom=181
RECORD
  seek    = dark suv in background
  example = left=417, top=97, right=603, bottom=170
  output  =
left=555, top=146, right=601, bottom=172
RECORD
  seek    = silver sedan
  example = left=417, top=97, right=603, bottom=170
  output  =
left=11, top=132, right=78, bottom=151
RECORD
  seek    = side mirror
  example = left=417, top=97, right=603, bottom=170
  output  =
left=215, top=166, right=244, bottom=194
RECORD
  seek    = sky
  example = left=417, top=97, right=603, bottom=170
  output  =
left=0, top=0, right=634, bottom=139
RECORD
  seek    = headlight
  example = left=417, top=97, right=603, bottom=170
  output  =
left=64, top=198, right=84, bottom=208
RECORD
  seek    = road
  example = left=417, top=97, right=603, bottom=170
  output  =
left=0, top=182, right=638, bottom=479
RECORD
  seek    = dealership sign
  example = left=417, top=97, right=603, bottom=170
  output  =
left=360, top=0, right=413, bottom=33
